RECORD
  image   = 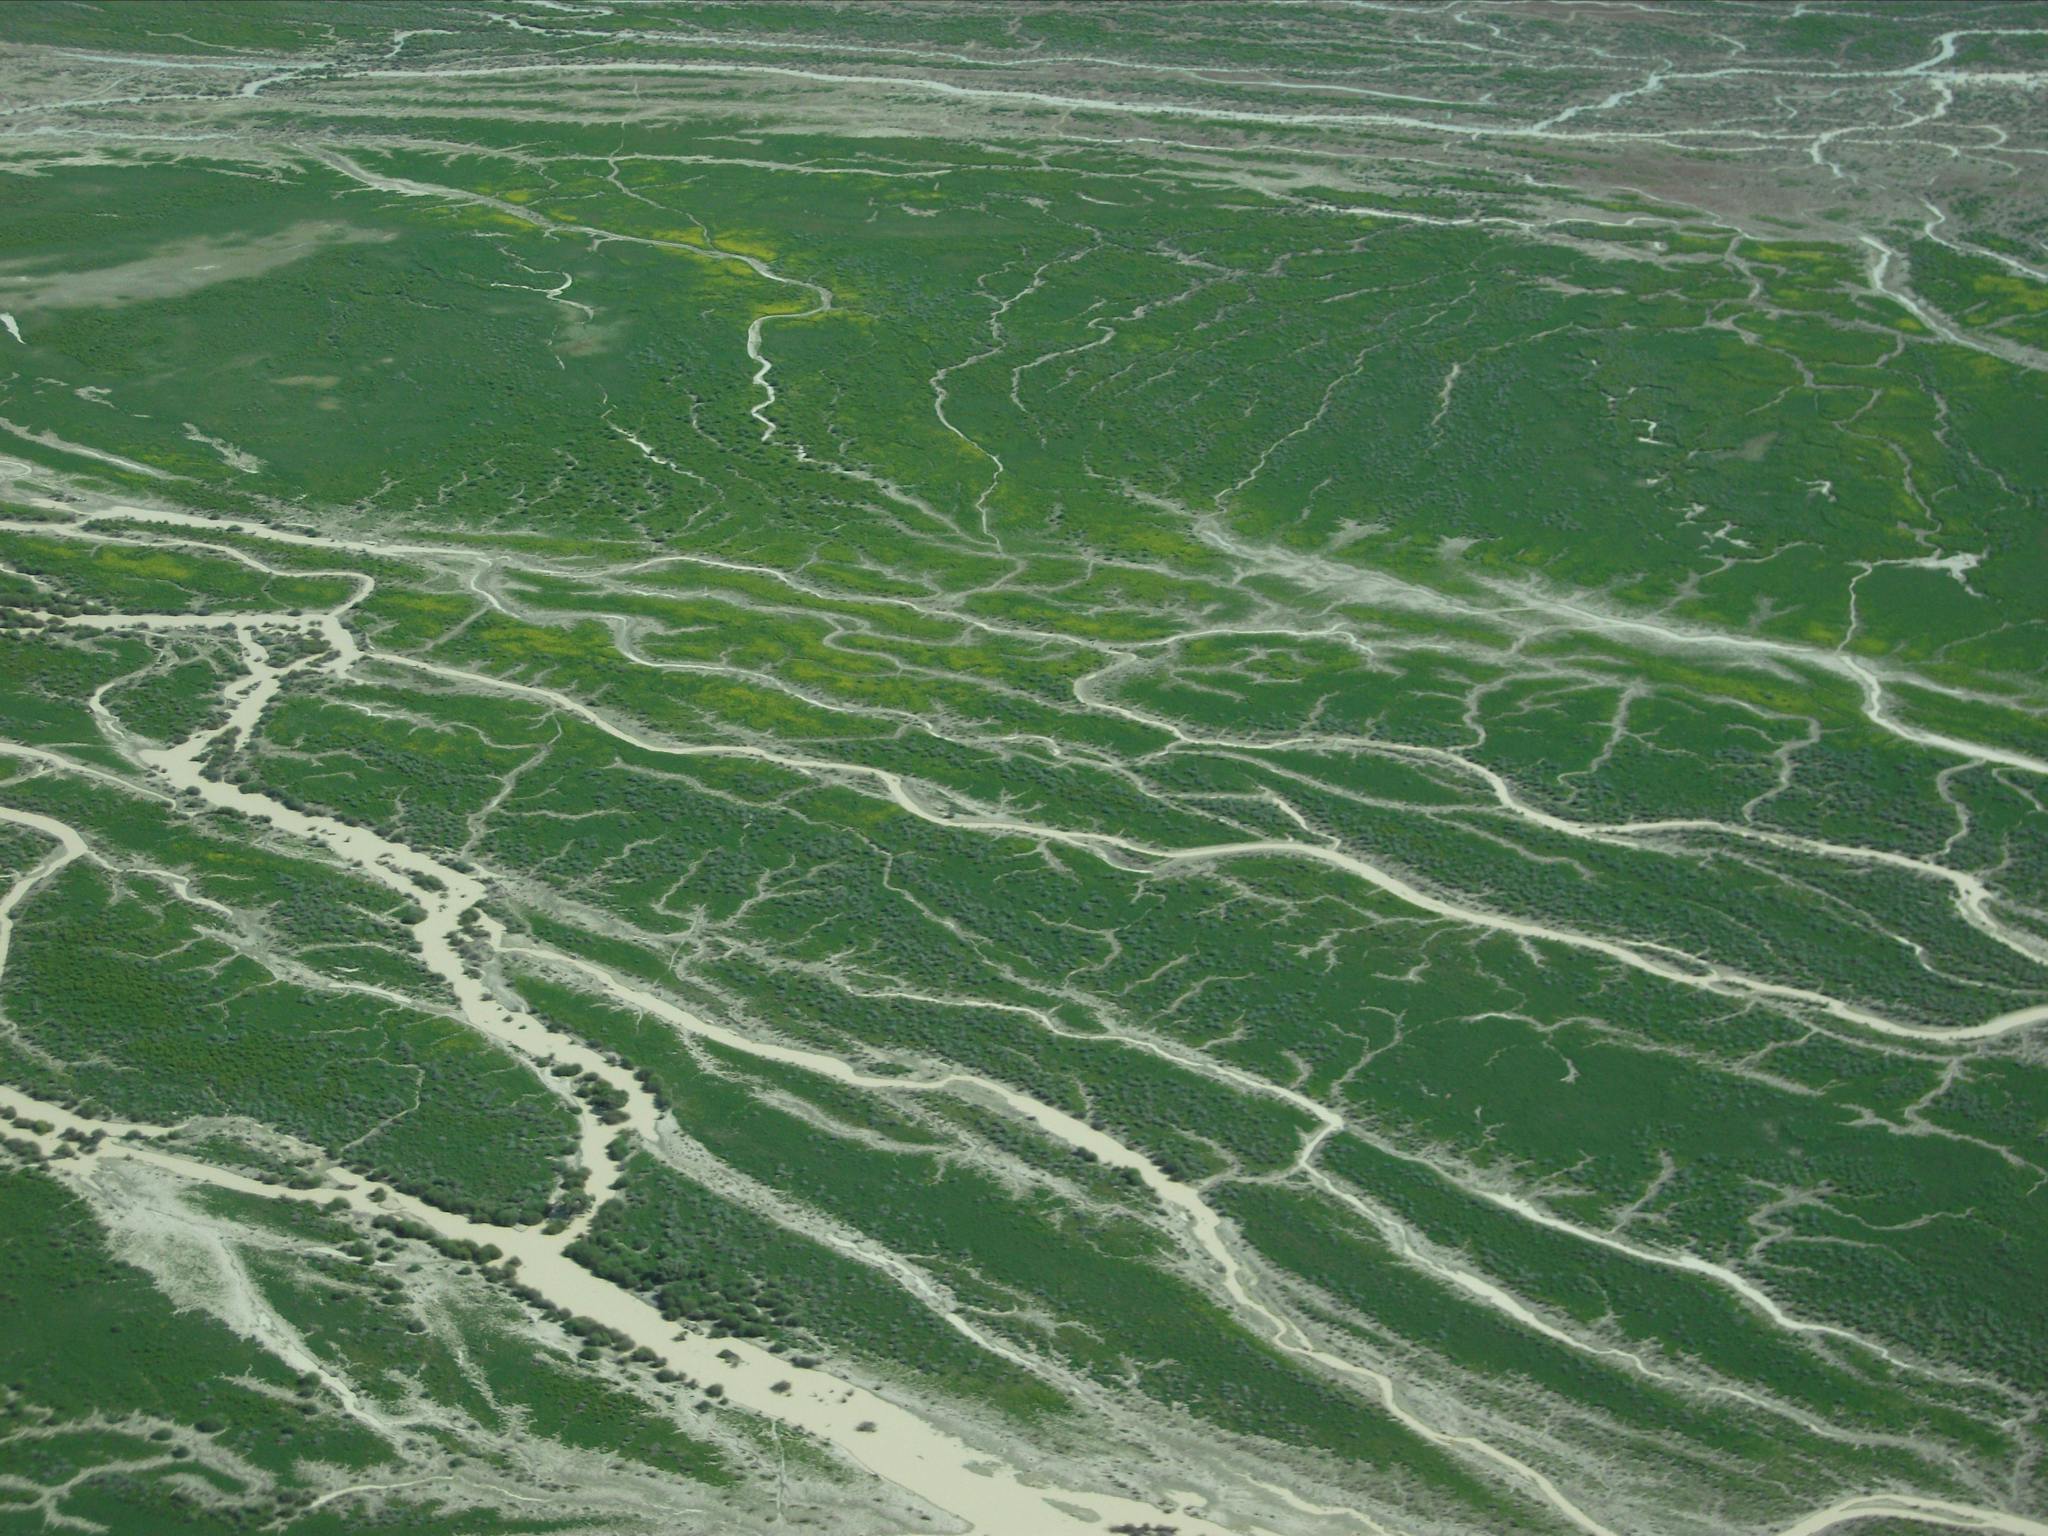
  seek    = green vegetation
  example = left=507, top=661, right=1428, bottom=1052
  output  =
left=1, top=5, right=2044, bottom=1536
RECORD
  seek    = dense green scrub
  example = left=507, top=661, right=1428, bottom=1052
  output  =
left=2, top=4, right=2046, bottom=1535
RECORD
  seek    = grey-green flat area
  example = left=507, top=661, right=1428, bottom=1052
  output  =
left=1, top=3, right=2046, bottom=1533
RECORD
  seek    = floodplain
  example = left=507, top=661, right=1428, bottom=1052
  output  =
left=1, top=4, right=2046, bottom=1535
